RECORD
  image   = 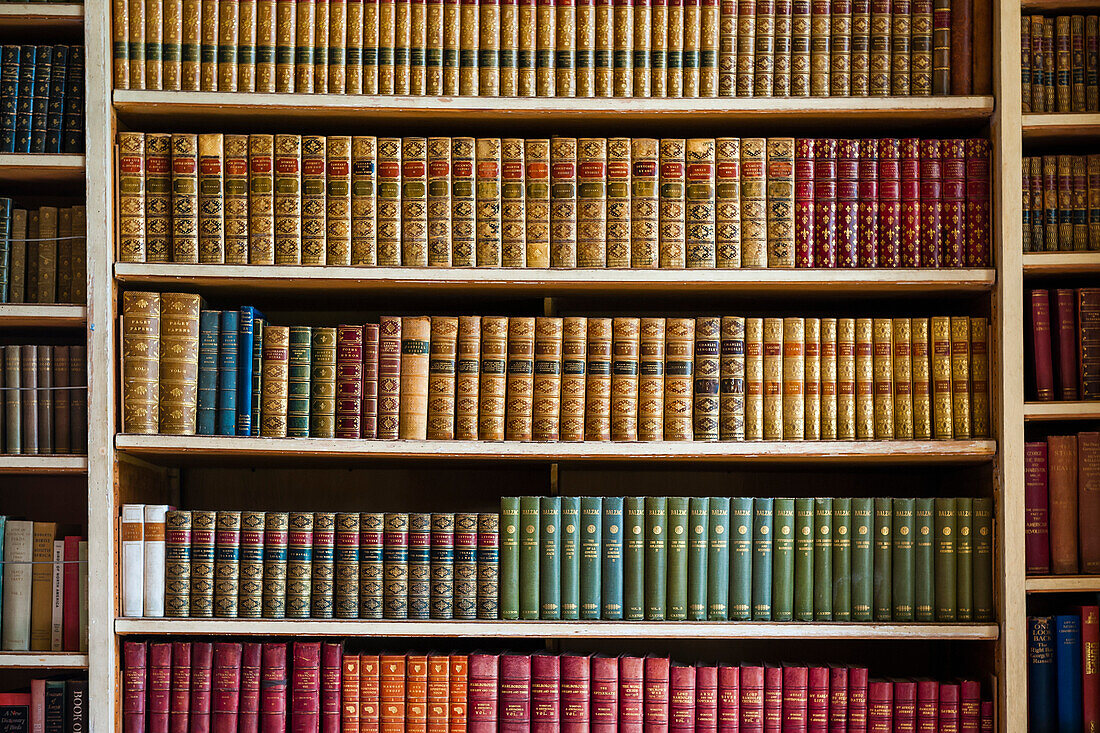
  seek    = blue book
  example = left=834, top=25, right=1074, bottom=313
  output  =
left=196, top=310, right=220, bottom=436
left=29, top=45, right=51, bottom=154
left=560, top=496, right=580, bottom=620
left=0, top=47, right=20, bottom=153
left=706, top=496, right=730, bottom=620
left=236, top=307, right=263, bottom=436
left=579, top=496, right=602, bottom=620
left=217, top=311, right=239, bottom=436
left=1030, top=616, right=1056, bottom=733
left=13, top=46, right=35, bottom=154
left=600, top=496, right=622, bottom=620
left=44, top=44, right=67, bottom=154
left=1056, top=614, right=1084, bottom=732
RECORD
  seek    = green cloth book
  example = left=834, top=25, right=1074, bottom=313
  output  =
left=624, top=496, right=646, bottom=620
left=973, top=497, right=994, bottom=622
left=891, top=497, right=915, bottom=621
left=831, top=497, right=851, bottom=621
left=688, top=497, right=710, bottom=621
left=601, top=496, right=624, bottom=619
left=519, top=496, right=541, bottom=619
left=561, top=497, right=580, bottom=620
left=850, top=498, right=874, bottom=622
left=729, top=497, right=753, bottom=620
left=580, top=496, right=602, bottom=620
left=772, top=498, right=795, bottom=621
left=539, top=496, right=561, bottom=619
left=955, top=496, right=973, bottom=622
left=644, top=496, right=668, bottom=621
left=751, top=497, right=774, bottom=620
left=500, top=496, right=521, bottom=620
left=934, top=497, right=957, bottom=621
left=914, top=497, right=935, bottom=622
left=813, top=497, right=832, bottom=621
left=873, top=497, right=893, bottom=621
left=667, top=497, right=690, bottom=621
left=794, top=497, right=815, bottom=622
left=707, top=497, right=730, bottom=620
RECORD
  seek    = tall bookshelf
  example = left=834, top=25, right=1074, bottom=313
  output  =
left=81, top=0, right=1036, bottom=729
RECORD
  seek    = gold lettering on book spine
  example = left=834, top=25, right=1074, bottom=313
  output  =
left=376, top=137, right=402, bottom=266
left=532, top=317, right=564, bottom=441
left=248, top=133, right=275, bottom=265
left=401, top=137, right=429, bottom=267
left=836, top=317, right=856, bottom=439
left=871, top=317, right=894, bottom=440
left=638, top=317, right=665, bottom=442
left=664, top=317, right=695, bottom=441
left=892, top=318, right=914, bottom=439
left=351, top=135, right=377, bottom=266
left=854, top=317, right=874, bottom=439
left=719, top=315, right=745, bottom=441
left=762, top=316, right=783, bottom=440
left=658, top=138, right=687, bottom=269
left=560, top=316, right=588, bottom=441
left=782, top=317, right=804, bottom=440
left=273, top=133, right=302, bottom=265
left=584, top=317, right=612, bottom=441
left=427, top=136, right=453, bottom=267
left=223, top=134, right=250, bottom=264
left=427, top=316, right=459, bottom=440
left=611, top=317, right=641, bottom=441
left=326, top=136, right=352, bottom=267
left=630, top=138, right=659, bottom=269
left=501, top=138, right=527, bottom=267
left=301, top=135, right=327, bottom=265
left=577, top=138, right=608, bottom=268
left=505, top=317, right=536, bottom=441
left=455, top=315, right=482, bottom=440
left=950, top=316, right=971, bottom=439
left=911, top=317, right=931, bottom=439
left=524, top=139, right=550, bottom=267
left=550, top=137, right=578, bottom=268
left=478, top=316, right=509, bottom=440
left=803, top=317, right=820, bottom=440
left=476, top=138, right=503, bottom=267
left=605, top=137, right=632, bottom=268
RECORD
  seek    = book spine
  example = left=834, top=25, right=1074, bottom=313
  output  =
left=934, top=497, right=957, bottom=620
left=213, top=511, right=241, bottom=618
left=715, top=137, right=742, bottom=268
left=286, top=512, right=314, bottom=619
left=686, top=138, right=717, bottom=268
left=611, top=317, right=641, bottom=441
left=311, top=512, right=336, bottom=619
left=878, top=138, right=901, bottom=267
left=550, top=137, right=578, bottom=268
left=455, top=315, right=482, bottom=440
left=401, top=137, right=428, bottom=267
left=500, top=138, right=525, bottom=267
left=426, top=316, right=459, bottom=440
left=532, top=317, right=564, bottom=442
left=359, top=513, right=383, bottom=619
left=376, top=137, right=401, bottom=266
left=781, top=317, right=805, bottom=440
left=524, top=139, right=550, bottom=267
left=382, top=513, right=409, bottom=619
left=645, top=497, right=668, bottom=620
left=505, top=316, right=536, bottom=441
left=577, top=138, right=608, bottom=268
left=478, top=316, right=509, bottom=440
left=813, top=497, right=832, bottom=620
left=426, top=142, right=453, bottom=262
left=950, top=316, right=971, bottom=439
left=237, top=511, right=264, bottom=619
left=399, top=315, right=431, bottom=440
left=273, top=133, right=302, bottom=265
left=729, top=497, right=752, bottom=620
left=740, top=138, right=766, bottom=267
left=629, top=138, right=659, bottom=268
left=762, top=317, right=783, bottom=440
left=475, top=138, right=503, bottom=267
left=601, top=496, right=624, bottom=619
left=561, top=316, right=588, bottom=442
left=350, top=136, right=377, bottom=266
left=719, top=315, right=745, bottom=441
left=659, top=138, right=687, bottom=269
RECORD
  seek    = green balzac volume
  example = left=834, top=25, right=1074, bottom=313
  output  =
left=687, top=497, right=710, bottom=621
left=891, top=497, right=916, bottom=622
left=499, top=496, right=521, bottom=620
left=914, top=497, right=935, bottom=621
left=973, top=497, right=994, bottom=622
left=729, top=497, right=753, bottom=621
left=666, top=496, right=690, bottom=621
left=624, top=496, right=646, bottom=620
left=934, top=497, right=957, bottom=621
left=644, top=496, right=668, bottom=620
left=706, top=497, right=730, bottom=620
left=561, top=497, right=580, bottom=620
left=519, top=496, right=541, bottom=620
left=793, top=498, right=815, bottom=622
left=772, top=498, right=795, bottom=622
left=813, top=497, right=832, bottom=621
left=831, top=497, right=851, bottom=621
left=955, top=497, right=974, bottom=622
left=873, top=497, right=893, bottom=621
left=850, top=498, right=873, bottom=622
left=539, top=496, right=561, bottom=619
left=580, top=496, right=603, bottom=620
left=601, top=496, right=624, bottom=620
left=751, top=497, right=774, bottom=621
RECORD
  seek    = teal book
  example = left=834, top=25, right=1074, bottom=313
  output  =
left=891, top=497, right=915, bottom=622
left=794, top=497, right=815, bottom=621
left=644, top=496, right=668, bottom=620
left=813, top=497, right=832, bottom=621
left=667, top=496, right=689, bottom=621
left=579, top=496, right=602, bottom=620
left=706, top=497, right=730, bottom=620
left=624, top=496, right=646, bottom=620
left=934, top=497, right=957, bottom=621
left=539, top=496, right=561, bottom=619
left=561, top=497, right=580, bottom=620
left=914, top=497, right=935, bottom=621
left=955, top=496, right=973, bottom=622
left=601, top=496, right=624, bottom=620
left=235, top=306, right=264, bottom=436
left=973, top=497, right=994, bottom=622
left=500, top=496, right=521, bottom=620
left=519, top=496, right=541, bottom=619
left=729, top=497, right=753, bottom=621
left=850, top=497, right=874, bottom=621
left=751, top=497, right=774, bottom=621
left=687, top=497, right=710, bottom=621
left=197, top=309, right=220, bottom=436
left=216, top=310, right=239, bottom=436
left=873, top=497, right=893, bottom=621
left=287, top=326, right=312, bottom=438
left=772, top=498, right=794, bottom=621
left=830, top=497, right=851, bottom=621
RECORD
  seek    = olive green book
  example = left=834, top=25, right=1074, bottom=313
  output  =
left=751, top=497, right=774, bottom=620
left=644, top=496, right=668, bottom=620
left=973, top=497, right=993, bottom=622
left=794, top=497, right=815, bottom=622
left=500, top=496, right=520, bottom=620
left=624, top=496, right=646, bottom=620
left=580, top=496, right=602, bottom=620
left=772, top=498, right=795, bottom=622
left=519, top=496, right=540, bottom=619
left=560, top=496, right=580, bottom=620
left=667, top=497, right=690, bottom=621
left=873, top=497, right=892, bottom=621
left=915, top=497, right=935, bottom=621
left=813, top=497, right=832, bottom=621
left=933, top=497, right=957, bottom=621
left=955, top=496, right=973, bottom=622
left=707, top=497, right=730, bottom=620
left=850, top=497, right=873, bottom=621
left=830, top=497, right=851, bottom=621
left=539, top=496, right=561, bottom=619
left=687, top=497, right=710, bottom=621
left=891, top=497, right=915, bottom=622
left=729, top=496, right=753, bottom=621
left=601, top=497, right=623, bottom=619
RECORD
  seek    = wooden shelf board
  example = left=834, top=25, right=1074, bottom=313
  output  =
left=1026, top=576, right=1100, bottom=593
left=1022, top=252, right=1100, bottom=275
left=0, top=304, right=85, bottom=326
left=113, top=263, right=998, bottom=297
left=113, top=618, right=999, bottom=640
left=1022, top=113, right=1100, bottom=143
left=0, top=154, right=84, bottom=184
left=0, top=3, right=82, bottom=28
left=1023, top=401, right=1100, bottom=421
left=0, top=455, right=87, bottom=473
left=1021, top=0, right=1099, bottom=11
left=0, top=653, right=88, bottom=669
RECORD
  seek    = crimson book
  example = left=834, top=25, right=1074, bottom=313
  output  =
left=362, top=323, right=380, bottom=439
left=919, top=139, right=943, bottom=268
left=836, top=139, right=859, bottom=268
left=561, top=654, right=591, bottom=732
left=123, top=641, right=146, bottom=733
left=916, top=679, right=938, bottom=732
left=378, top=317, right=402, bottom=439
left=1080, top=288, right=1100, bottom=400
left=212, top=643, right=243, bottom=733
left=531, top=653, right=560, bottom=733
left=618, top=656, right=644, bottom=733
left=717, top=665, right=738, bottom=730
left=794, top=138, right=815, bottom=268
left=813, top=138, right=838, bottom=268
left=260, top=643, right=288, bottom=733
left=763, top=665, right=782, bottom=731
left=670, top=664, right=696, bottom=731
left=149, top=643, right=171, bottom=733
left=468, top=653, right=500, bottom=733
left=857, top=139, right=879, bottom=268
left=828, top=665, right=848, bottom=731
left=1025, top=440, right=1051, bottom=574
left=867, top=680, right=893, bottom=731
left=192, top=642, right=214, bottom=733
left=807, top=665, right=828, bottom=732
left=590, top=656, right=618, bottom=733
left=781, top=666, right=808, bottom=731
left=290, top=642, right=321, bottom=733
left=739, top=664, right=764, bottom=732
left=320, top=643, right=342, bottom=733
left=171, top=642, right=191, bottom=733
left=1055, top=289, right=1079, bottom=400
left=877, top=138, right=902, bottom=268
left=334, top=325, right=363, bottom=439
left=696, top=665, right=718, bottom=731
left=1030, top=289, right=1055, bottom=401
left=644, top=657, right=670, bottom=730
left=900, top=138, right=921, bottom=267
left=241, top=643, right=262, bottom=733
left=500, top=654, right=531, bottom=733
left=941, top=139, right=966, bottom=267
left=965, top=139, right=991, bottom=266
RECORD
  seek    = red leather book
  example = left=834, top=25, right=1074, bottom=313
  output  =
left=918, top=139, right=943, bottom=268
left=1080, top=432, right=1100, bottom=572
left=123, top=641, right=148, bottom=733
left=61, top=535, right=79, bottom=651
left=795, top=138, right=816, bottom=268
left=377, top=317, right=402, bottom=440
left=643, top=656, right=671, bottom=732
left=669, top=664, right=696, bottom=732
left=848, top=668, right=869, bottom=733
left=561, top=654, right=591, bottom=733
left=240, top=643, right=262, bottom=733
left=978, top=701, right=993, bottom=733
left=449, top=655, right=468, bottom=733
left=212, top=643, right=243, bottom=733
left=806, top=666, right=828, bottom=733
left=619, top=656, right=645, bottom=733
left=857, top=139, right=879, bottom=267
left=320, top=643, right=343, bottom=733
left=590, top=655, right=619, bottom=733
left=426, top=656, right=450, bottom=733
left=290, top=642, right=322, bottom=733
left=827, top=665, right=848, bottom=733
left=780, top=666, right=808, bottom=732
left=836, top=139, right=860, bottom=268
left=150, top=643, right=174, bottom=733
left=877, top=139, right=902, bottom=268
left=762, top=665, right=782, bottom=733
left=958, top=680, right=980, bottom=733
left=468, top=653, right=500, bottom=733
left=192, top=642, right=215, bottom=733
left=379, top=654, right=407, bottom=733
left=260, top=643, right=288, bottom=733
left=940, top=139, right=966, bottom=267
left=866, top=681, right=892, bottom=733
left=739, top=665, right=764, bottom=733
left=171, top=642, right=192, bottom=733
left=1049, top=433, right=1080, bottom=574
left=360, top=654, right=381, bottom=733
left=531, top=653, right=560, bottom=733
left=335, top=324, right=364, bottom=439
left=937, top=684, right=960, bottom=733
left=695, top=665, right=718, bottom=733
left=499, top=654, right=531, bottom=733
left=407, top=655, right=429, bottom=733
left=716, top=665, right=738, bottom=732
left=1079, top=288, right=1100, bottom=400
left=362, top=322, right=380, bottom=439
left=341, top=655, right=359, bottom=733
left=892, top=680, right=916, bottom=733
left=915, top=680, right=938, bottom=733
left=964, top=139, right=991, bottom=266
left=1031, top=289, right=1056, bottom=401
left=900, top=138, right=921, bottom=268
left=1025, top=441, right=1051, bottom=574
left=813, top=138, right=838, bottom=268
left=1055, top=289, right=1080, bottom=400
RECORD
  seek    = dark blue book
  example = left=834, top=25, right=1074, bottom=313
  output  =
left=250, top=318, right=264, bottom=433
left=600, top=496, right=623, bottom=620
left=44, top=45, right=67, bottom=154
left=1056, top=613, right=1084, bottom=732
left=196, top=310, right=220, bottom=436
left=28, top=45, right=51, bottom=154
left=0, top=47, right=20, bottom=153
left=61, top=45, right=82, bottom=154
left=1030, top=616, right=1056, bottom=733
left=217, top=310, right=239, bottom=436
left=14, top=45, right=36, bottom=154
left=236, top=306, right=260, bottom=436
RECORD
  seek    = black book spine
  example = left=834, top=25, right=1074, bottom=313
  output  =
left=29, top=44, right=51, bottom=154
left=14, top=45, right=36, bottom=154
left=0, top=46, right=20, bottom=154
left=61, top=45, right=83, bottom=154
left=45, top=44, right=67, bottom=154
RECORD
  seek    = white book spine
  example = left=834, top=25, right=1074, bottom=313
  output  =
left=121, top=504, right=145, bottom=617
left=143, top=504, right=169, bottom=618
left=1, top=520, right=34, bottom=650
left=50, top=540, right=63, bottom=652
left=78, top=541, right=88, bottom=652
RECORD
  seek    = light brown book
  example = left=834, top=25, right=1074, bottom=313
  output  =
left=890, top=0, right=910, bottom=95
left=808, top=0, right=828, bottom=95
left=129, top=0, right=147, bottom=89
left=351, top=135, right=378, bottom=266
left=377, top=317, right=403, bottom=440
left=451, top=137, right=476, bottom=267
left=182, top=0, right=201, bottom=89
left=427, top=137, right=453, bottom=267
left=595, top=0, right=613, bottom=96
left=773, top=0, right=792, bottom=94
left=200, top=0, right=220, bottom=90
left=159, top=292, right=202, bottom=435
left=248, top=134, right=276, bottom=265
left=397, top=0, right=416, bottom=94
left=836, top=317, right=856, bottom=440
left=524, top=139, right=551, bottom=267
left=718, top=0, right=736, bottom=94
left=477, top=0, right=500, bottom=94
left=550, top=137, right=578, bottom=268
left=171, top=134, right=200, bottom=264
left=443, top=0, right=462, bottom=93
left=911, top=317, right=932, bottom=439
left=719, top=315, right=745, bottom=441
left=930, top=316, right=952, bottom=440
left=295, top=0, right=316, bottom=91
left=611, top=317, right=641, bottom=441
left=378, top=0, right=398, bottom=94
left=218, top=0, right=240, bottom=90
left=499, top=0, right=518, bottom=94
left=476, top=138, right=503, bottom=267
left=554, top=0, right=575, bottom=95
left=501, top=138, right=526, bottom=267
left=766, top=138, right=795, bottom=267
left=969, top=317, right=989, bottom=440
left=630, top=138, right=659, bottom=268
left=576, top=0, right=595, bottom=94
left=346, top=0, right=365, bottom=93
left=560, top=316, right=588, bottom=441
left=118, top=132, right=147, bottom=263
left=459, top=0, right=480, bottom=94
left=261, top=326, right=291, bottom=437
left=701, top=0, right=720, bottom=94
left=532, top=317, right=564, bottom=441
left=736, top=0, right=756, bottom=95
left=427, top=316, right=459, bottom=440
left=740, top=137, right=766, bottom=267
left=855, top=317, right=874, bottom=440
left=455, top=315, right=482, bottom=440
left=147, top=0, right=164, bottom=89
left=584, top=317, right=613, bottom=441
left=762, top=317, right=783, bottom=440
left=668, top=0, right=685, bottom=96
left=753, top=0, right=775, bottom=96
left=301, top=136, right=327, bottom=265
left=399, top=316, right=431, bottom=440
left=29, top=522, right=56, bottom=651
left=517, top=0, right=536, bottom=94
left=659, top=138, right=687, bottom=268
left=328, top=0, right=346, bottom=92
left=869, top=0, right=890, bottom=94
left=362, top=0, right=379, bottom=95
left=803, top=317, right=820, bottom=440
left=781, top=317, right=804, bottom=440
left=604, top=138, right=632, bottom=268
left=829, top=0, right=851, bottom=95
left=273, top=133, right=302, bottom=265
left=145, top=133, right=172, bottom=264
left=505, top=317, right=536, bottom=441
left=638, top=317, right=665, bottom=442
left=478, top=316, right=509, bottom=440
left=115, top=0, right=131, bottom=88
left=534, top=0, right=555, bottom=95
left=685, top=138, right=716, bottom=268
left=326, top=136, right=352, bottom=267
left=693, top=316, right=720, bottom=441
left=872, top=318, right=894, bottom=440
left=376, top=137, right=402, bottom=266
left=198, top=133, right=226, bottom=264
left=401, top=137, right=428, bottom=267
left=577, top=138, right=608, bottom=268
left=849, top=0, right=868, bottom=94
left=890, top=318, right=913, bottom=439
left=910, top=0, right=931, bottom=94
left=223, top=134, right=250, bottom=264
left=744, top=317, right=763, bottom=440
left=652, top=0, right=668, bottom=96
left=612, top=0, right=632, bottom=95
left=310, top=327, right=337, bottom=439
left=36, top=208, right=57, bottom=306
left=715, top=137, right=742, bottom=267
left=664, top=317, right=695, bottom=441
left=950, top=316, right=970, bottom=440
left=123, top=291, right=161, bottom=434
left=819, top=317, right=837, bottom=440
left=256, top=0, right=277, bottom=91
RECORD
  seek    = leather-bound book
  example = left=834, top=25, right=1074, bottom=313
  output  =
left=585, top=318, right=613, bottom=441
left=1042, top=156, right=1058, bottom=251
left=892, top=0, right=912, bottom=96
left=406, top=655, right=430, bottom=733
left=123, top=641, right=147, bottom=733
left=1031, top=289, right=1056, bottom=401
left=382, top=513, right=409, bottom=619
left=813, top=138, right=837, bottom=268
left=375, top=138, right=401, bottom=266
left=836, top=139, right=859, bottom=268
left=619, top=656, right=644, bottom=733
left=868, top=0, right=889, bottom=95
left=169, top=642, right=191, bottom=733
left=409, top=513, right=431, bottom=620
left=524, top=139, right=551, bottom=268
left=550, top=138, right=578, bottom=269
left=611, top=317, right=641, bottom=442
left=260, top=325, right=290, bottom=438
left=577, top=138, right=608, bottom=268
left=531, top=653, right=560, bottom=732
left=893, top=319, right=914, bottom=439
left=949, top=0, right=971, bottom=94
left=197, top=133, right=225, bottom=264
left=1074, top=155, right=1089, bottom=249
left=359, top=513, right=384, bottom=620
left=454, top=513, right=478, bottom=620
left=224, top=135, right=251, bottom=265
left=159, top=292, right=202, bottom=435
left=290, top=643, right=321, bottom=733
left=213, top=511, right=242, bottom=619
left=803, top=318, right=821, bottom=441
left=950, top=316, right=971, bottom=439
left=1090, top=155, right=1100, bottom=250
left=919, top=139, right=943, bottom=268
left=239, top=643, right=262, bottom=733
left=766, top=138, right=795, bottom=268
left=189, top=511, right=216, bottom=618
left=686, top=138, right=717, bottom=268
left=426, top=655, right=449, bottom=731
left=117, top=132, right=147, bottom=263
left=447, top=655, right=468, bottom=732
left=478, top=316, right=509, bottom=441
left=500, top=138, right=526, bottom=267
left=349, top=136, right=377, bottom=266
left=311, top=513, right=336, bottom=619
left=590, top=655, right=618, bottom=732
left=286, top=512, right=314, bottom=619
left=286, top=326, right=312, bottom=438
left=165, top=511, right=191, bottom=618
left=426, top=137, right=453, bottom=267
left=965, top=138, right=991, bottom=266
left=309, top=327, right=336, bottom=439
left=1030, top=157, right=1045, bottom=252
left=560, top=317, right=588, bottom=442
left=763, top=317, right=784, bottom=440
left=1049, top=434, right=1080, bottom=574
left=430, top=513, right=454, bottom=620
left=606, top=138, right=632, bottom=268
left=477, top=512, right=500, bottom=619
left=930, top=316, right=954, bottom=439
left=399, top=316, right=431, bottom=440
left=931, top=0, right=950, bottom=94
left=911, top=0, right=933, bottom=94
left=854, top=318, right=874, bottom=439
left=807, top=0, right=828, bottom=96
left=715, top=137, right=742, bottom=269
left=532, top=317, right=564, bottom=442
left=794, top=138, right=815, bottom=268
left=781, top=317, right=805, bottom=440
left=719, top=316, right=746, bottom=441
left=969, top=317, right=990, bottom=438
left=739, top=138, right=765, bottom=268
left=826, top=666, right=847, bottom=730
left=941, top=139, right=966, bottom=267
left=1026, top=441, right=1051, bottom=574
left=694, top=317, right=721, bottom=442
left=449, top=138, right=476, bottom=267
left=659, top=138, right=688, bottom=269
left=871, top=318, right=893, bottom=439
left=401, top=138, right=428, bottom=267
left=467, top=653, right=500, bottom=733
left=819, top=318, right=837, bottom=440
left=630, top=138, right=660, bottom=269
left=361, top=323, right=380, bottom=439
left=260, top=643, right=287, bottom=733
left=836, top=318, right=856, bottom=440
left=427, top=316, right=459, bottom=441
left=262, top=512, right=289, bottom=620
left=1079, top=288, right=1100, bottom=399
left=664, top=318, right=695, bottom=441
left=744, top=318, right=764, bottom=440
left=122, top=291, right=161, bottom=434
left=900, top=138, right=921, bottom=267
left=455, top=316, right=482, bottom=440
left=505, top=317, right=536, bottom=441
left=238, top=511, right=265, bottom=619
left=644, top=657, right=671, bottom=729
left=333, top=513, right=360, bottom=620
left=170, top=134, right=200, bottom=263
left=828, top=0, right=851, bottom=95
left=1079, top=432, right=1100, bottom=572
left=857, top=139, right=879, bottom=267
left=247, top=134, right=275, bottom=265
left=790, top=0, right=810, bottom=96
left=378, top=317, right=402, bottom=440
left=212, top=643, right=242, bottom=733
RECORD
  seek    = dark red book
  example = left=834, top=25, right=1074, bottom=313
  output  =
left=900, top=138, right=921, bottom=267
left=320, top=643, right=342, bottom=733
left=150, top=643, right=173, bottom=733
left=468, top=653, right=500, bottom=733
left=361, top=322, right=381, bottom=439
left=171, top=642, right=192, bottom=733
left=61, top=535, right=79, bottom=651
left=716, top=665, right=739, bottom=732
left=848, top=668, right=869, bottom=733
left=695, top=665, right=718, bottom=732
left=669, top=664, right=696, bottom=732
left=531, top=653, right=560, bottom=733
left=123, top=641, right=147, bottom=733
left=739, top=665, right=764, bottom=733
left=1026, top=440, right=1053, bottom=575
left=915, top=680, right=938, bottom=733
left=940, top=139, right=966, bottom=267
left=806, top=666, right=829, bottom=733
left=893, top=680, right=917, bottom=733
left=191, top=643, right=214, bottom=733
left=780, top=666, right=808, bottom=732
left=795, top=138, right=816, bottom=268
left=1030, top=289, right=1056, bottom=401
left=212, top=643, right=243, bottom=733
left=1055, top=289, right=1080, bottom=400
left=965, top=139, right=991, bottom=266
left=836, top=139, right=860, bottom=268
left=1079, top=288, right=1100, bottom=400
left=240, top=643, right=262, bottom=733
left=877, top=138, right=902, bottom=268
left=958, top=680, right=980, bottom=733
left=644, top=656, right=671, bottom=732
left=335, top=325, right=364, bottom=439
left=290, top=642, right=321, bottom=733
left=867, top=681, right=893, bottom=733
left=619, top=656, right=644, bottom=733
left=813, top=138, right=838, bottom=268
left=590, top=655, right=619, bottom=733
left=978, top=701, right=993, bottom=733
left=376, top=318, right=400, bottom=439
left=827, top=665, right=848, bottom=733
left=762, top=665, right=781, bottom=733
left=1080, top=433, right=1100, bottom=572
left=857, top=138, right=879, bottom=267
left=500, top=654, right=532, bottom=733
left=260, top=643, right=288, bottom=733
left=918, top=139, right=943, bottom=268
left=937, top=684, right=960, bottom=733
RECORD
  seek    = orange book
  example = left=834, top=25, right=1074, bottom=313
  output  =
left=426, top=656, right=450, bottom=733
left=343, top=655, right=361, bottom=733
left=380, top=654, right=407, bottom=733
left=407, top=655, right=429, bottom=733
left=449, top=655, right=468, bottom=733
left=360, top=654, right=381, bottom=733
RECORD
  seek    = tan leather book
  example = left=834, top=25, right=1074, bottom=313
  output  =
left=715, top=137, right=742, bottom=268
left=146, top=0, right=164, bottom=89
left=584, top=317, right=613, bottom=441
left=517, top=0, right=536, bottom=95
left=118, top=132, right=147, bottom=263
left=651, top=0, right=668, bottom=96
left=451, top=137, right=476, bottom=266
left=478, top=316, right=509, bottom=440
left=159, top=292, right=203, bottom=435
left=560, top=316, right=588, bottom=442
left=401, top=137, right=428, bottom=267
left=427, top=137, right=453, bottom=267
left=611, top=317, right=641, bottom=441
left=501, top=138, right=526, bottom=268
left=766, top=138, right=795, bottom=267
left=803, top=318, right=820, bottom=440
left=869, top=0, right=890, bottom=94
left=351, top=135, right=378, bottom=266
left=911, top=317, right=931, bottom=439
left=719, top=315, right=745, bottom=441
left=762, top=316, right=783, bottom=440
left=476, top=138, right=503, bottom=267
left=122, top=292, right=161, bottom=434
left=36, top=207, right=57, bottom=305
left=326, top=136, right=353, bottom=267
left=400, top=316, right=431, bottom=440
left=554, top=0, right=574, bottom=95
left=577, top=138, right=608, bottom=268
left=668, top=0, right=685, bottom=96
left=377, top=317, right=402, bottom=440
left=532, top=317, right=564, bottom=442
left=969, top=317, right=989, bottom=440
left=693, top=316, right=721, bottom=441
left=256, top=0, right=277, bottom=91
left=29, top=522, right=57, bottom=650
left=753, top=0, right=775, bottom=96
left=744, top=317, right=763, bottom=440
left=459, top=0, right=479, bottom=94
left=217, top=0, right=240, bottom=90
left=427, top=316, right=459, bottom=440
left=576, top=0, right=595, bottom=95
left=836, top=317, right=856, bottom=440
left=930, top=316, right=953, bottom=440
left=892, top=318, right=913, bottom=440
left=239, top=0, right=258, bottom=91
left=213, top=510, right=242, bottom=617
left=181, top=0, right=201, bottom=89
left=115, top=0, right=132, bottom=88
left=773, top=0, right=792, bottom=95
left=659, top=138, right=687, bottom=269
left=198, top=133, right=226, bottom=264
left=829, top=0, right=851, bottom=95
left=129, top=0, right=147, bottom=89
left=701, top=0, right=720, bottom=95
left=260, top=325, right=290, bottom=437
left=638, top=317, right=666, bottom=442
left=535, top=0, right=555, bottom=96
left=740, top=138, right=766, bottom=267
left=855, top=317, right=874, bottom=440
left=890, top=0, right=911, bottom=95
left=248, top=134, right=276, bottom=265
left=630, top=138, right=659, bottom=269
left=376, top=137, right=402, bottom=266
left=819, top=317, right=837, bottom=440
left=950, top=316, right=971, bottom=440
left=301, top=135, right=328, bottom=265
left=505, top=317, right=536, bottom=441
left=295, top=0, right=317, bottom=91
left=442, top=0, right=460, bottom=93
left=808, top=0, right=828, bottom=95
left=612, top=0, right=633, bottom=95
left=605, top=138, right=631, bottom=268
left=455, top=315, right=482, bottom=440
left=309, top=327, right=337, bottom=439
left=145, top=133, right=173, bottom=264
left=346, top=0, right=365, bottom=93
left=550, top=137, right=578, bottom=268
left=223, top=134, right=250, bottom=265
left=872, top=318, right=894, bottom=440
left=781, top=317, right=804, bottom=440
left=664, top=317, right=695, bottom=441
left=273, top=133, right=302, bottom=265
left=685, top=138, right=716, bottom=269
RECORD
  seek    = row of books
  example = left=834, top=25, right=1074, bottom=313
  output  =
left=0, top=203, right=88, bottom=305
left=0, top=45, right=84, bottom=154
left=1022, top=15, right=1100, bottom=115
left=1021, top=154, right=1100, bottom=253
left=121, top=641, right=995, bottom=733
left=120, top=295, right=992, bottom=443
left=0, top=679, right=88, bottom=733
left=1028, top=610, right=1100, bottom=733
left=123, top=493, right=993, bottom=623
left=1028, top=288, right=1098, bottom=402
left=0, top=345, right=87, bottom=456
left=111, top=0, right=986, bottom=98
left=0, top=519, right=88, bottom=653
left=116, top=133, right=993, bottom=269
left=1024, top=433, right=1100, bottom=576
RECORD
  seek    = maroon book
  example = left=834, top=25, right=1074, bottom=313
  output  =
left=361, top=322, right=381, bottom=439
left=191, top=642, right=215, bottom=733
left=468, top=653, right=500, bottom=733
left=695, top=665, right=718, bottom=732
left=899, top=138, right=921, bottom=267
left=171, top=642, right=193, bottom=733
left=320, top=643, right=342, bottom=733
left=643, top=656, right=671, bottom=732
left=780, top=666, right=808, bottom=732
left=965, top=139, right=991, bottom=266
left=290, top=642, right=321, bottom=733
left=150, top=643, right=174, bottom=733
left=590, top=655, right=619, bottom=733
left=978, top=701, right=993, bottom=733
left=915, top=680, right=938, bottom=733
left=813, top=138, right=839, bottom=268
left=940, top=139, right=966, bottom=267
left=795, top=138, right=816, bottom=268
left=376, top=317, right=401, bottom=440
left=1081, top=433, right=1100, bottom=573
left=531, top=653, right=560, bottom=733
left=1026, top=441, right=1053, bottom=574
left=958, top=680, right=980, bottom=733
left=716, top=665, right=739, bottom=732
left=123, top=641, right=148, bottom=733
left=240, top=643, right=262, bottom=733
left=877, top=138, right=902, bottom=268
left=669, top=664, right=696, bottom=732
left=619, top=656, right=645, bottom=733
left=260, top=643, right=288, bottom=733
left=806, top=666, right=828, bottom=733
left=335, top=325, right=364, bottom=438
left=1055, top=289, right=1080, bottom=400
left=1031, top=289, right=1056, bottom=401
left=937, top=684, right=960, bottom=733
left=848, top=668, right=869, bottom=733
left=62, top=535, right=79, bottom=651
left=1079, top=288, right=1100, bottom=400
left=827, top=665, right=848, bottom=733
left=762, top=665, right=782, bottom=733
left=212, top=643, right=243, bottom=733
left=866, top=681, right=893, bottom=733
left=836, top=139, right=860, bottom=268
left=500, top=654, right=532, bottom=733
left=893, top=680, right=917, bottom=733
left=739, top=665, right=764, bottom=733
left=858, top=138, right=879, bottom=267
left=918, top=139, right=943, bottom=268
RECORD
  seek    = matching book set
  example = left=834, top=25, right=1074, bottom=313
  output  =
left=0, top=45, right=85, bottom=155
left=1021, top=14, right=1100, bottom=115
left=1027, top=287, right=1099, bottom=403
left=0, top=345, right=87, bottom=456
left=0, top=202, right=88, bottom=307
left=1025, top=433, right=1100, bottom=577
left=1022, top=154, right=1100, bottom=253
